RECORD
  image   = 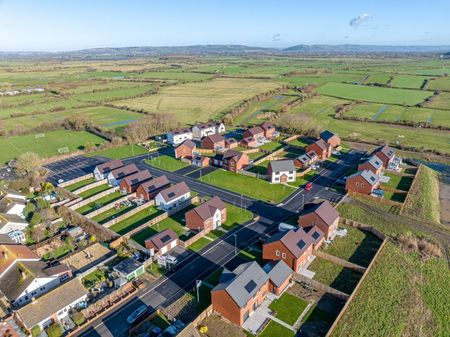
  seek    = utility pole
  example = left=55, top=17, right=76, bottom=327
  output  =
left=196, top=280, right=201, bottom=302
left=233, top=234, right=237, bottom=256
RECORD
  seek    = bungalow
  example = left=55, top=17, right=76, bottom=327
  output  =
left=167, top=128, right=193, bottom=146
left=174, top=139, right=197, bottom=159
left=155, top=182, right=191, bottom=211
left=201, top=134, right=225, bottom=150
left=267, top=160, right=296, bottom=184
left=243, top=126, right=265, bottom=140
left=306, top=139, right=332, bottom=160
left=93, top=160, right=124, bottom=181
left=113, top=257, right=145, bottom=281
left=136, top=175, right=170, bottom=201
left=320, top=130, right=341, bottom=148
left=119, top=170, right=152, bottom=194
left=192, top=155, right=210, bottom=168
left=144, top=229, right=178, bottom=257
left=15, top=278, right=87, bottom=330
left=185, top=197, right=226, bottom=232
left=0, top=214, right=28, bottom=243
left=358, top=155, right=383, bottom=176
left=225, top=138, right=238, bottom=149
left=221, top=150, right=249, bottom=172
left=0, top=189, right=26, bottom=218
left=298, top=200, right=340, bottom=240
left=239, top=136, right=256, bottom=148
left=106, top=164, right=139, bottom=186
left=262, top=260, right=293, bottom=296
left=263, top=228, right=314, bottom=272
left=345, top=170, right=380, bottom=195
left=192, top=121, right=225, bottom=139
left=260, top=122, right=277, bottom=139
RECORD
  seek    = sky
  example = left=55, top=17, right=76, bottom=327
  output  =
left=0, top=0, right=449, bottom=51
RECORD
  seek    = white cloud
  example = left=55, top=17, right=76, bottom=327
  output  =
left=272, top=33, right=282, bottom=42
left=349, top=13, right=373, bottom=27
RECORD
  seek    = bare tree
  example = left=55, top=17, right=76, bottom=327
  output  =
left=15, top=151, right=41, bottom=175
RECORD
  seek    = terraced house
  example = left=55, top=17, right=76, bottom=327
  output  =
left=119, top=170, right=152, bottom=194
left=106, top=163, right=139, bottom=186
left=94, top=160, right=124, bottom=181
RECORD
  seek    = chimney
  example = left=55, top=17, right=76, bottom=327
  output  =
left=19, top=268, right=26, bottom=279
left=1, top=251, right=7, bottom=259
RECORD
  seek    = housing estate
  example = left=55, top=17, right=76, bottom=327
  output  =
left=294, top=151, right=317, bottom=169
left=373, top=144, right=402, bottom=170
left=185, top=197, right=226, bottom=232
left=155, top=182, right=191, bottom=210
left=136, top=175, right=171, bottom=201
left=267, top=160, right=296, bottom=184
left=94, top=160, right=124, bottom=181
left=192, top=121, right=225, bottom=139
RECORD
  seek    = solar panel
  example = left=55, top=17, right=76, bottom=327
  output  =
left=160, top=235, right=171, bottom=243
left=370, top=176, right=375, bottom=181
left=297, top=240, right=306, bottom=249
left=167, top=192, right=175, bottom=198
left=131, top=179, right=139, bottom=184
left=312, top=231, right=320, bottom=239
left=244, top=280, right=257, bottom=293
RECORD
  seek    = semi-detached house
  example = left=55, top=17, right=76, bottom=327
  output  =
left=155, top=182, right=191, bottom=211
left=106, top=164, right=139, bottom=186
left=119, top=170, right=152, bottom=194
left=93, top=160, right=124, bottom=181
left=136, top=175, right=171, bottom=201
left=167, top=128, right=193, bottom=146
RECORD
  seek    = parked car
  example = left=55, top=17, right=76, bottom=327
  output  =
left=127, top=305, right=149, bottom=324
left=305, top=182, right=313, bottom=191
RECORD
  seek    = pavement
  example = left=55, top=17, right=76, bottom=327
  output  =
left=44, top=147, right=364, bottom=337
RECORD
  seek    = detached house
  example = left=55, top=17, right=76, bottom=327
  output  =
left=119, top=170, right=152, bottom=194
left=155, top=182, right=191, bottom=211
left=106, top=164, right=139, bottom=186
left=306, top=139, right=332, bottom=160
left=346, top=170, right=380, bottom=195
left=136, top=175, right=170, bottom=201
left=298, top=200, right=339, bottom=240
left=0, top=189, right=26, bottom=218
left=263, top=228, right=314, bottom=272
left=225, top=138, right=238, bottom=149
left=320, top=130, right=341, bottom=148
left=185, top=197, right=226, bottom=232
left=267, top=160, right=296, bottom=184
left=260, top=122, right=277, bottom=139
left=240, top=136, right=256, bottom=148
left=94, top=160, right=124, bottom=180
left=201, top=134, right=225, bottom=150
left=358, top=155, right=383, bottom=176
left=243, top=126, right=264, bottom=140
left=192, top=155, right=210, bottom=168
left=192, top=121, right=225, bottom=139
left=213, top=150, right=249, bottom=172
left=167, top=128, right=193, bottom=146
left=0, top=214, right=29, bottom=243
left=175, top=140, right=197, bottom=159
left=144, top=229, right=178, bottom=256
left=373, top=144, right=401, bottom=170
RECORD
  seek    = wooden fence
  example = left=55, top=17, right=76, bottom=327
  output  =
left=177, top=305, right=213, bottom=337
left=178, top=230, right=207, bottom=248
left=72, top=179, right=107, bottom=195
left=252, top=146, right=287, bottom=166
left=348, top=191, right=403, bottom=207
left=282, top=134, right=300, bottom=143
left=315, top=251, right=366, bottom=273
left=293, top=273, right=350, bottom=300
left=58, top=173, right=93, bottom=188
left=103, top=200, right=155, bottom=228
left=68, top=187, right=117, bottom=210
left=340, top=218, right=386, bottom=240
left=296, top=167, right=312, bottom=177
left=85, top=194, right=135, bottom=219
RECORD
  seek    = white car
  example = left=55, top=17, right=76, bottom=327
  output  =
left=127, top=305, right=149, bottom=324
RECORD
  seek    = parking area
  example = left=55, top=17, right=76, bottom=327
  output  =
left=45, top=155, right=106, bottom=184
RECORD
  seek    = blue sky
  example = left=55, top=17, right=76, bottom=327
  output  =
left=0, top=0, right=449, bottom=51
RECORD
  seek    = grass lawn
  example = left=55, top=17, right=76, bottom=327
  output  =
left=259, top=320, right=294, bottom=337
left=187, top=237, right=212, bottom=252
left=75, top=191, right=123, bottom=215
left=199, top=169, right=296, bottom=203
left=78, top=184, right=111, bottom=199
left=259, top=141, right=284, bottom=152
left=86, top=144, right=148, bottom=159
left=247, top=161, right=268, bottom=175
left=145, top=155, right=189, bottom=172
left=109, top=206, right=163, bottom=235
left=91, top=204, right=135, bottom=224
left=64, top=177, right=96, bottom=192
left=382, top=172, right=413, bottom=191
left=238, top=247, right=263, bottom=265
left=269, top=292, right=308, bottom=325
left=42, top=242, right=74, bottom=261
left=287, top=137, right=310, bottom=148
left=289, top=171, right=316, bottom=187
left=206, top=229, right=227, bottom=240
left=82, top=269, right=108, bottom=289
left=149, top=313, right=171, bottom=330
left=247, top=151, right=264, bottom=160
left=383, top=191, right=406, bottom=203
left=222, top=204, right=253, bottom=230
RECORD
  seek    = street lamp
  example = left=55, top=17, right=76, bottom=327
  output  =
left=233, top=234, right=237, bottom=256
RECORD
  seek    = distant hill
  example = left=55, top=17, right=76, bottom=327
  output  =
left=283, top=44, right=450, bottom=54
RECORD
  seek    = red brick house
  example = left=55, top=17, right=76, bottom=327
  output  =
left=243, top=126, right=264, bottom=140
left=221, top=150, right=249, bottom=172
left=298, top=200, right=339, bottom=240
left=358, top=155, right=383, bottom=176
left=320, top=130, right=341, bottom=148
left=263, top=260, right=293, bottom=296
left=373, top=144, right=395, bottom=169
left=201, top=134, right=225, bottom=150
left=225, top=138, right=238, bottom=149
left=119, top=170, right=152, bottom=194
left=260, top=122, right=277, bottom=139
left=240, top=136, right=256, bottom=148
left=144, top=229, right=178, bottom=256
left=306, top=139, right=332, bottom=160
left=305, top=225, right=325, bottom=250
left=345, top=169, right=380, bottom=195
left=192, top=155, right=210, bottom=167
left=185, top=197, right=226, bottom=233
left=136, top=175, right=170, bottom=201
left=174, top=140, right=196, bottom=159
left=262, top=228, right=314, bottom=272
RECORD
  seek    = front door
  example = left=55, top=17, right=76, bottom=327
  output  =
left=280, top=174, right=288, bottom=183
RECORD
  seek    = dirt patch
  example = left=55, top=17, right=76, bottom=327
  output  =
left=396, top=234, right=443, bottom=259
left=162, top=293, right=198, bottom=323
left=439, top=180, right=450, bottom=226
left=288, top=282, right=323, bottom=303
left=34, top=237, right=65, bottom=257
left=60, top=242, right=111, bottom=271
left=199, top=313, right=248, bottom=337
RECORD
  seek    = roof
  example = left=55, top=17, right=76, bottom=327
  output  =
left=241, top=136, right=255, bottom=144
left=122, top=170, right=152, bottom=187
left=225, top=138, right=237, bottom=145
left=0, top=196, right=25, bottom=214
left=320, top=130, right=337, bottom=141
left=193, top=155, right=209, bottom=162
left=158, top=182, right=190, bottom=203
left=108, top=163, right=138, bottom=179
left=203, top=134, right=225, bottom=144
left=139, top=175, right=170, bottom=193
left=16, top=278, right=87, bottom=329
left=96, top=160, right=124, bottom=174
left=265, top=228, right=313, bottom=258
left=296, top=154, right=311, bottom=164
left=263, top=260, right=292, bottom=288
left=0, top=234, right=15, bottom=245
left=304, top=225, right=325, bottom=246
left=0, top=244, right=39, bottom=276
left=186, top=197, right=225, bottom=222
left=223, top=150, right=246, bottom=162
left=179, top=140, right=196, bottom=150
left=301, top=200, right=340, bottom=227
left=348, top=169, right=380, bottom=186
left=260, top=122, right=275, bottom=131
left=169, top=128, right=192, bottom=135
left=113, top=257, right=143, bottom=276
left=268, top=160, right=296, bottom=173
left=0, top=214, right=27, bottom=229
left=212, top=261, right=269, bottom=308
left=311, top=139, right=329, bottom=151
left=375, top=144, right=395, bottom=159
left=145, top=229, right=178, bottom=250
left=194, top=121, right=216, bottom=129
left=245, top=126, right=264, bottom=136
left=362, top=155, right=383, bottom=171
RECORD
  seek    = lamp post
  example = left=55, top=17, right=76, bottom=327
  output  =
left=233, top=234, right=237, bottom=256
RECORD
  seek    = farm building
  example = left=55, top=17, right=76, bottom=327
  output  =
left=175, top=139, right=197, bottom=159
left=106, top=164, right=139, bottom=186
left=267, top=160, right=296, bottom=184
left=346, top=169, right=380, bottom=195
left=145, top=229, right=179, bottom=257
left=94, top=160, right=124, bottom=180
left=167, top=128, right=193, bottom=146
left=185, top=197, right=226, bottom=233
left=119, top=170, right=152, bottom=194
left=155, top=182, right=191, bottom=211
left=298, top=200, right=339, bottom=240
left=136, top=175, right=170, bottom=201
left=320, top=130, right=341, bottom=148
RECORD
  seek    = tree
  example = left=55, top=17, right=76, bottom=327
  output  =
left=29, top=212, right=42, bottom=226
left=23, top=202, right=36, bottom=219
left=40, top=208, right=54, bottom=225
left=41, top=182, right=54, bottom=193
left=36, top=197, right=50, bottom=209
left=15, top=152, right=41, bottom=175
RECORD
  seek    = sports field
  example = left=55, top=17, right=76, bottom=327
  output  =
left=86, top=144, right=148, bottom=159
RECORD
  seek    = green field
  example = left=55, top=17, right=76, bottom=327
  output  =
left=390, top=74, right=430, bottom=89
left=277, top=73, right=365, bottom=87
left=364, top=73, right=392, bottom=85
left=427, top=76, right=450, bottom=91
left=87, top=144, right=148, bottom=159
left=0, top=130, right=107, bottom=164
left=423, top=91, right=450, bottom=110
left=145, top=155, right=189, bottom=172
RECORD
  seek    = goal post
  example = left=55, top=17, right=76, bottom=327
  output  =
left=35, top=133, right=45, bottom=139
left=57, top=147, right=69, bottom=154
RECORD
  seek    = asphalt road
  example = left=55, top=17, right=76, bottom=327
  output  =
left=52, top=148, right=364, bottom=337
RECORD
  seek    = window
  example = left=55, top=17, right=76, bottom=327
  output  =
left=274, top=177, right=279, bottom=182
left=361, top=183, right=365, bottom=188
left=282, top=253, right=286, bottom=259
left=275, top=250, right=280, bottom=256
left=356, top=182, right=360, bottom=187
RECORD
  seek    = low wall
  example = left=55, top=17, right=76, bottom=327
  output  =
left=197, top=148, right=215, bottom=154
left=69, top=187, right=117, bottom=210
left=293, top=273, right=350, bottom=300
left=72, top=179, right=107, bottom=195
left=85, top=193, right=135, bottom=219
left=282, top=134, right=301, bottom=143
left=241, top=148, right=260, bottom=154
left=315, top=250, right=366, bottom=273
left=103, top=200, right=155, bottom=228
left=178, top=230, right=207, bottom=248
left=340, top=218, right=386, bottom=240
left=58, top=173, right=93, bottom=188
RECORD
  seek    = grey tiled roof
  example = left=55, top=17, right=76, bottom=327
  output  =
left=268, top=160, right=296, bottom=172
left=263, top=260, right=292, bottom=288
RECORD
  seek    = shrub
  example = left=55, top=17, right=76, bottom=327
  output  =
left=31, top=325, right=42, bottom=337
left=47, top=323, right=63, bottom=337
left=71, top=312, right=86, bottom=326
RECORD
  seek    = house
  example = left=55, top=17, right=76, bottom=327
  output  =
left=298, top=200, right=339, bottom=240
left=304, top=225, right=325, bottom=250
left=119, top=170, right=152, bottom=194
left=262, top=260, right=293, bottom=296
left=225, top=138, right=238, bottom=149
left=192, top=155, right=210, bottom=168
left=113, top=257, right=145, bottom=281
left=136, top=175, right=170, bottom=201
left=243, top=126, right=265, bottom=140
left=167, top=128, right=193, bottom=146
left=201, top=134, right=225, bottom=150
left=267, top=160, right=296, bottom=184
left=192, top=121, right=225, bottom=139
left=222, top=150, right=249, bottom=172
left=0, top=214, right=28, bottom=243
left=294, top=153, right=313, bottom=169
left=358, top=155, right=383, bottom=176
left=373, top=144, right=395, bottom=169
left=260, top=122, right=277, bottom=139
left=175, top=140, right=197, bottom=159
left=0, top=189, right=26, bottom=218
left=211, top=261, right=269, bottom=326
left=144, top=229, right=179, bottom=256
left=263, top=228, right=314, bottom=272
left=306, top=139, right=332, bottom=160
left=155, top=182, right=191, bottom=210
left=185, top=197, right=226, bottom=232
left=15, top=278, right=87, bottom=330
left=93, top=160, right=124, bottom=180
left=320, top=130, right=341, bottom=148
left=345, top=170, right=380, bottom=195
left=239, top=136, right=256, bottom=148
left=106, top=164, right=139, bottom=186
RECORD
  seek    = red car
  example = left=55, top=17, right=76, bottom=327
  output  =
left=305, top=182, right=313, bottom=191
